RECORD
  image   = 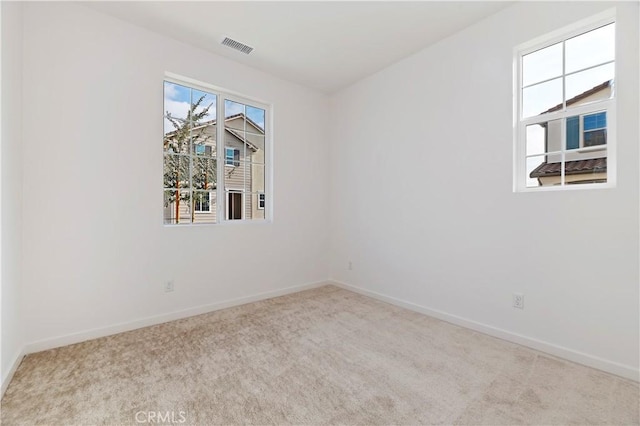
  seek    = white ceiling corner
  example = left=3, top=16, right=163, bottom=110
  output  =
left=84, top=1, right=513, bottom=93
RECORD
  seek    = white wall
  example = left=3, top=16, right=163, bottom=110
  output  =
left=329, top=1, right=639, bottom=379
left=20, top=3, right=330, bottom=346
left=1, top=1, right=24, bottom=390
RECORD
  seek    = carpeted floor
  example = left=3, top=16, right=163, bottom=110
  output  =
left=1, top=285, right=638, bottom=425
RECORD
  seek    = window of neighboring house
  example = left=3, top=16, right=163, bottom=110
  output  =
left=225, top=147, right=240, bottom=167
left=195, top=144, right=212, bottom=156
left=193, top=192, right=211, bottom=213
left=163, top=76, right=270, bottom=224
left=258, top=192, right=265, bottom=210
left=514, top=14, right=615, bottom=190
left=566, top=111, right=607, bottom=150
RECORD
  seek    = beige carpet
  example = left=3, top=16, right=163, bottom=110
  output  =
left=1, top=285, right=638, bottom=425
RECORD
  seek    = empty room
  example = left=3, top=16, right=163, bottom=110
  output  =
left=1, top=1, right=638, bottom=424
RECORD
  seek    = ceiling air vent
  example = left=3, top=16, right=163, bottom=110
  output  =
left=221, top=37, right=254, bottom=55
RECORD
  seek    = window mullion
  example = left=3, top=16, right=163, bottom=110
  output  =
left=217, top=93, right=225, bottom=223
left=189, top=89, right=195, bottom=223
left=560, top=118, right=566, bottom=186
left=243, top=106, right=247, bottom=220
left=562, top=41, right=566, bottom=111
left=520, top=99, right=613, bottom=127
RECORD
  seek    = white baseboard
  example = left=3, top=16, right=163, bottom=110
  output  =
left=1, top=349, right=25, bottom=398
left=24, top=280, right=328, bottom=355
left=330, top=280, right=639, bottom=382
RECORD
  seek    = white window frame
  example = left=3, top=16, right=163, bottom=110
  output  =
left=164, top=73, right=272, bottom=225
left=513, top=10, right=616, bottom=192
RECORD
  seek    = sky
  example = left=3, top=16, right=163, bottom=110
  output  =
left=163, top=82, right=266, bottom=134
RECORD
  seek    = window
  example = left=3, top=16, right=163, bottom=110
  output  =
left=566, top=111, right=607, bottom=150
left=163, top=76, right=270, bottom=224
left=195, top=144, right=212, bottom=156
left=193, top=192, right=211, bottom=213
left=225, top=148, right=240, bottom=167
left=515, top=16, right=615, bottom=190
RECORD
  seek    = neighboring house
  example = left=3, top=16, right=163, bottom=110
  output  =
left=529, top=80, right=610, bottom=186
left=164, top=113, right=265, bottom=223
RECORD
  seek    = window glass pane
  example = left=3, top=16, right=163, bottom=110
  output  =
left=191, top=90, right=216, bottom=123
left=164, top=81, right=191, bottom=121
left=192, top=191, right=211, bottom=212
left=224, top=159, right=246, bottom=191
left=164, top=118, right=190, bottom=150
left=163, top=82, right=193, bottom=153
left=583, top=112, right=606, bottom=131
left=224, top=148, right=241, bottom=166
left=192, top=121, right=216, bottom=156
left=522, top=42, right=563, bottom=87
left=192, top=191, right=217, bottom=224
left=246, top=105, right=266, bottom=134
left=565, top=63, right=613, bottom=105
left=246, top=193, right=266, bottom=220
left=247, top=135, right=265, bottom=163
left=194, top=143, right=215, bottom=157
left=249, top=163, right=265, bottom=194
left=163, top=154, right=190, bottom=189
left=193, top=155, right=216, bottom=191
left=225, top=128, right=247, bottom=160
left=566, top=116, right=579, bottom=150
left=164, top=190, right=192, bottom=224
left=526, top=155, right=547, bottom=188
left=225, top=101, right=265, bottom=135
left=531, top=118, right=564, bottom=155
left=225, top=99, right=245, bottom=119
left=564, top=151, right=607, bottom=185
left=522, top=77, right=563, bottom=118
left=526, top=123, right=547, bottom=156
left=566, top=23, right=615, bottom=74
left=584, top=129, right=607, bottom=147
left=163, top=121, right=192, bottom=154
left=225, top=99, right=245, bottom=117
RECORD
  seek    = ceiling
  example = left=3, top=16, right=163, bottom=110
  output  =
left=85, top=1, right=513, bottom=93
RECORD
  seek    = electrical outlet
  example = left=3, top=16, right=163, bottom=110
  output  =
left=165, top=280, right=174, bottom=293
left=348, top=261, right=353, bottom=271
left=513, top=293, right=524, bottom=309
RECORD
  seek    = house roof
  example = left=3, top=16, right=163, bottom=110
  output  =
left=542, top=80, right=611, bottom=114
left=165, top=112, right=264, bottom=135
left=529, top=157, right=606, bottom=178
left=164, top=112, right=264, bottom=151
